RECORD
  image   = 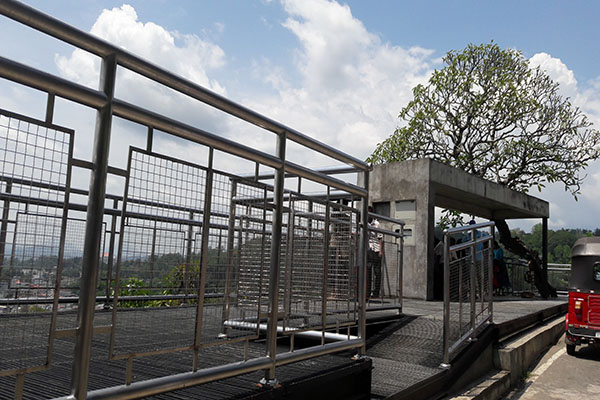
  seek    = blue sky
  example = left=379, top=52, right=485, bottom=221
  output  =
left=2, top=0, right=600, bottom=231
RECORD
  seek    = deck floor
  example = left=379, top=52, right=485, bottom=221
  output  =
left=0, top=306, right=362, bottom=400
left=367, top=297, right=567, bottom=398
left=0, top=297, right=567, bottom=399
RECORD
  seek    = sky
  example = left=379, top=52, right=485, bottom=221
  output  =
left=1, top=0, right=600, bottom=232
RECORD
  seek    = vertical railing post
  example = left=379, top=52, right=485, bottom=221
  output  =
left=45, top=93, right=55, bottom=123
left=470, top=228, right=476, bottom=330
left=194, top=148, right=214, bottom=370
left=150, top=221, right=157, bottom=290
left=321, top=187, right=331, bottom=344
left=184, top=210, right=194, bottom=303
left=71, top=53, right=116, bottom=400
left=488, top=225, right=494, bottom=322
left=442, top=232, right=450, bottom=366
left=398, top=224, right=404, bottom=307
left=358, top=171, right=369, bottom=355
left=264, top=132, right=286, bottom=383
left=104, top=198, right=118, bottom=306
left=0, top=182, right=12, bottom=278
left=220, top=180, right=237, bottom=334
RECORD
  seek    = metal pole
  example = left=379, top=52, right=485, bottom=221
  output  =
left=0, top=182, right=12, bottom=278
left=45, top=92, right=55, bottom=123
left=184, top=211, right=194, bottom=302
left=104, top=198, right=118, bottom=305
left=358, top=171, right=369, bottom=355
left=442, top=232, right=450, bottom=366
left=488, top=225, right=494, bottom=322
left=220, top=181, right=237, bottom=334
left=71, top=53, right=116, bottom=400
left=470, top=228, right=476, bottom=330
left=146, top=127, right=153, bottom=152
left=150, top=221, right=157, bottom=290
left=321, top=187, right=331, bottom=345
left=256, top=186, right=268, bottom=337
left=283, top=206, right=295, bottom=325
left=194, top=148, right=213, bottom=368
left=15, top=373, right=24, bottom=400
left=264, top=132, right=286, bottom=383
left=398, top=224, right=404, bottom=304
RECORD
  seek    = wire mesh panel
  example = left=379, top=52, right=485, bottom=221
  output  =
left=443, top=223, right=494, bottom=365
left=0, top=109, right=73, bottom=373
left=10, top=214, right=106, bottom=300
left=325, top=201, right=358, bottom=326
left=506, top=258, right=536, bottom=294
left=372, top=234, right=402, bottom=305
left=207, top=176, right=270, bottom=343
left=547, top=265, right=570, bottom=293
left=280, top=197, right=361, bottom=333
left=365, top=213, right=404, bottom=311
left=283, top=198, right=326, bottom=331
left=111, top=148, right=205, bottom=357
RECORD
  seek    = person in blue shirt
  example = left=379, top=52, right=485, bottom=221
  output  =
left=493, top=240, right=510, bottom=295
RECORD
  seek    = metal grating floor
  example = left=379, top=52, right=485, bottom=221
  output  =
left=0, top=306, right=361, bottom=399
left=368, top=297, right=567, bottom=398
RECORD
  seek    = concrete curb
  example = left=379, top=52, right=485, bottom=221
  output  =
left=448, top=315, right=565, bottom=400
left=494, top=315, right=565, bottom=386
left=452, top=370, right=510, bottom=400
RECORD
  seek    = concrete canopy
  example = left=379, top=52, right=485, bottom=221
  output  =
left=368, top=158, right=549, bottom=300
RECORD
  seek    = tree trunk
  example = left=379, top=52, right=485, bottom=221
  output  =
left=493, top=219, right=557, bottom=298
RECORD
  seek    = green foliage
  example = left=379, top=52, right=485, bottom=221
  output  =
left=512, top=223, right=596, bottom=264
left=436, top=209, right=466, bottom=231
left=115, top=277, right=151, bottom=308
left=369, top=42, right=600, bottom=198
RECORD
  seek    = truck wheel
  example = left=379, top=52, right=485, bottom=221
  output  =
left=566, top=343, right=576, bottom=355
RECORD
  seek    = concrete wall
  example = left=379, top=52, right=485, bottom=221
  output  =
left=369, top=159, right=434, bottom=300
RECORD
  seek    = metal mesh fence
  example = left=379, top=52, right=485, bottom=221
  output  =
left=443, top=223, right=494, bottom=364
left=284, top=198, right=326, bottom=331
left=367, top=222, right=403, bottom=309
left=111, top=149, right=272, bottom=356
left=0, top=110, right=73, bottom=372
left=214, top=177, right=270, bottom=343
left=111, top=149, right=205, bottom=356
left=505, top=260, right=570, bottom=294
left=505, top=258, right=535, bottom=294
left=548, top=266, right=570, bottom=292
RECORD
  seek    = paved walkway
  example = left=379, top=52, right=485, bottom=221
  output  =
left=368, top=297, right=567, bottom=399
left=507, top=333, right=600, bottom=400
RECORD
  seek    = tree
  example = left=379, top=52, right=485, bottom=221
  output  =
left=369, top=42, right=600, bottom=298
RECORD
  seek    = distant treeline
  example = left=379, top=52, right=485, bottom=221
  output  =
left=511, top=224, right=599, bottom=264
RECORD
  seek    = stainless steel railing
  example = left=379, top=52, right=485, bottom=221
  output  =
left=0, top=1, right=373, bottom=398
left=442, top=222, right=495, bottom=366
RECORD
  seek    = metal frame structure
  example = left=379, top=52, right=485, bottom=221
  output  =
left=365, top=212, right=404, bottom=311
left=442, top=221, right=494, bottom=366
left=0, top=1, right=379, bottom=399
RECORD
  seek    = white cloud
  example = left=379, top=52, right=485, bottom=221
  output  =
left=529, top=52, right=578, bottom=99
left=55, top=4, right=228, bottom=133
left=245, top=0, right=434, bottom=163
left=53, top=3, right=237, bottom=175
left=49, top=1, right=600, bottom=231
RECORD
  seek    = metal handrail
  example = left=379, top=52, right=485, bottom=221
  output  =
left=0, top=1, right=372, bottom=397
left=0, top=56, right=366, bottom=196
left=0, top=0, right=369, bottom=172
left=442, top=222, right=495, bottom=366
